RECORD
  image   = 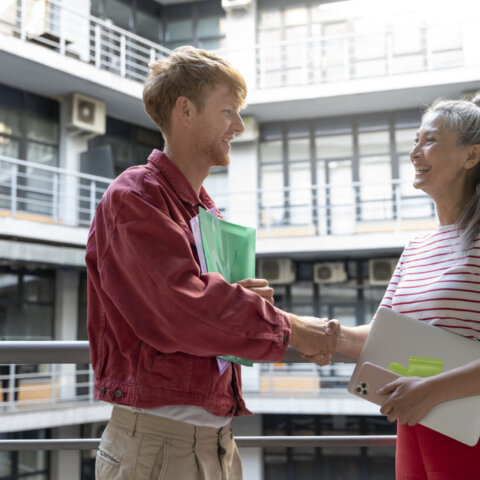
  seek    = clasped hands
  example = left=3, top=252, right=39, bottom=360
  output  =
left=235, top=278, right=341, bottom=366
left=289, top=314, right=340, bottom=366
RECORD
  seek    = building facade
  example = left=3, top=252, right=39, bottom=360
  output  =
left=0, top=0, right=479, bottom=478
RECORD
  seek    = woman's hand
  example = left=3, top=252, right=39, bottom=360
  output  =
left=379, top=376, right=439, bottom=426
left=235, top=278, right=274, bottom=305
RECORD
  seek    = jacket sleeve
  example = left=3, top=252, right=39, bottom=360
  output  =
left=94, top=187, right=290, bottom=362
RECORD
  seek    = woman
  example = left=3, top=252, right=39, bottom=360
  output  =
left=314, top=96, right=480, bottom=479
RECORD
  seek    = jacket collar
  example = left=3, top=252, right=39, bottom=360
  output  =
left=147, top=149, right=212, bottom=208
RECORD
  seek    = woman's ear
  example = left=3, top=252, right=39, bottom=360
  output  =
left=465, top=144, right=480, bottom=169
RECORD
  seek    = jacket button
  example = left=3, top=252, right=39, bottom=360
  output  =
left=99, top=387, right=106, bottom=395
left=114, top=389, right=123, bottom=398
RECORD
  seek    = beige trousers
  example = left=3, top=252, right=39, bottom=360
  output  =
left=95, top=406, right=243, bottom=480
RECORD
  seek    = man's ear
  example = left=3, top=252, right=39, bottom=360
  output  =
left=174, top=96, right=194, bottom=127
left=465, top=144, right=480, bottom=169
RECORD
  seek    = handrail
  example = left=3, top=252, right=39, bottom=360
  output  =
left=0, top=436, right=396, bottom=451
left=0, top=341, right=350, bottom=364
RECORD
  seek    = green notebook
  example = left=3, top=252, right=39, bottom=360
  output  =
left=197, top=207, right=256, bottom=368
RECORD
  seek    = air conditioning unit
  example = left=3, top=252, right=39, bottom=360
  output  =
left=258, top=258, right=296, bottom=285
left=221, top=0, right=252, bottom=13
left=232, top=116, right=258, bottom=143
left=313, top=262, right=347, bottom=284
left=368, top=258, right=398, bottom=285
left=68, top=93, right=106, bottom=136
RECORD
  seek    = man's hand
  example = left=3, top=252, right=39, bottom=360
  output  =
left=289, top=315, right=340, bottom=366
left=236, top=278, right=274, bottom=305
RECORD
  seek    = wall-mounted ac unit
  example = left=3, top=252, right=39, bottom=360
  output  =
left=221, top=0, right=252, bottom=13
left=68, top=93, right=106, bottom=136
left=313, top=262, right=347, bottom=284
left=232, top=116, right=258, bottom=143
left=368, top=258, right=398, bottom=285
left=258, top=258, right=296, bottom=285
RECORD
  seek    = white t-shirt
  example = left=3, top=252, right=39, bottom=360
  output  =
left=118, top=404, right=231, bottom=429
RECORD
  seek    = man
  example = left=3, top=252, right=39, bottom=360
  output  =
left=86, top=46, right=335, bottom=480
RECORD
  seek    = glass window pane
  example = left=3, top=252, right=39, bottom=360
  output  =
left=290, top=162, right=311, bottom=224
left=288, top=138, right=309, bottom=161
left=0, top=274, right=17, bottom=302
left=358, top=131, right=389, bottom=155
left=316, top=134, right=353, bottom=158
left=328, top=160, right=354, bottom=234
left=26, top=116, right=58, bottom=144
left=260, top=140, right=282, bottom=164
left=136, top=10, right=162, bottom=41
left=0, top=108, right=20, bottom=137
left=166, top=19, right=193, bottom=42
left=18, top=450, right=48, bottom=474
left=0, top=138, right=19, bottom=158
left=285, top=7, right=307, bottom=26
left=26, top=143, right=57, bottom=167
left=104, top=0, right=131, bottom=29
left=198, top=16, right=224, bottom=38
left=395, top=128, right=416, bottom=153
left=261, top=163, right=284, bottom=225
left=23, top=275, right=54, bottom=302
left=199, top=37, right=223, bottom=51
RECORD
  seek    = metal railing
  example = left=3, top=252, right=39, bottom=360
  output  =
left=0, top=154, right=110, bottom=227
left=0, top=1, right=477, bottom=91
left=251, top=21, right=472, bottom=89
left=0, top=154, right=435, bottom=236
left=0, top=342, right=396, bottom=450
left=0, top=342, right=354, bottom=411
left=0, top=0, right=171, bottom=80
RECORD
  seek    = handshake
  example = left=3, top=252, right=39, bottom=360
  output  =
left=288, top=314, right=340, bottom=366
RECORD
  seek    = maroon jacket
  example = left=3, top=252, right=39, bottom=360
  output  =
left=86, top=150, right=291, bottom=417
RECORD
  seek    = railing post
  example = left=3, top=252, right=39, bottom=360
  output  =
left=52, top=173, right=59, bottom=223
left=10, top=165, right=18, bottom=217
left=120, top=34, right=126, bottom=77
left=50, top=364, right=57, bottom=408
left=20, top=0, right=27, bottom=41
left=90, top=180, right=97, bottom=221
left=89, top=364, right=94, bottom=403
left=58, top=4, right=66, bottom=56
left=8, top=364, right=15, bottom=410
left=95, top=24, right=101, bottom=68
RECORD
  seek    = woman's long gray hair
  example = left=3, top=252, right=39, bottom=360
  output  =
left=423, top=94, right=480, bottom=252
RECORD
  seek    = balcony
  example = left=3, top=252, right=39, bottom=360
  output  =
left=1, top=1, right=479, bottom=124
left=0, top=154, right=436, bottom=258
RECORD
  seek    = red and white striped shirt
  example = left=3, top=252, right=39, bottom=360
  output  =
left=379, top=225, right=480, bottom=342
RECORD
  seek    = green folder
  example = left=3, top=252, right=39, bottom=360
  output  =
left=197, top=207, right=256, bottom=367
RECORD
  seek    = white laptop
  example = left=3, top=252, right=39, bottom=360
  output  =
left=348, top=307, right=480, bottom=446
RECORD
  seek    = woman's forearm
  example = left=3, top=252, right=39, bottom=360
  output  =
left=336, top=324, right=371, bottom=359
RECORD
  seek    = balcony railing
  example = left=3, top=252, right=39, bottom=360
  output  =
left=0, top=154, right=435, bottom=237
left=0, top=1, right=476, bottom=91
left=0, top=0, right=171, bottom=81
left=0, top=342, right=396, bottom=450
left=0, top=342, right=355, bottom=413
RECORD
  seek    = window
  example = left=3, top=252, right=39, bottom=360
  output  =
left=0, top=268, right=55, bottom=341
left=0, top=430, right=49, bottom=480
left=88, top=117, right=164, bottom=178
left=258, top=109, right=430, bottom=235
left=0, top=85, right=59, bottom=217
left=91, top=0, right=226, bottom=51
left=263, top=414, right=395, bottom=480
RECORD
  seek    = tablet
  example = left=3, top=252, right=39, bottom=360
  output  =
left=348, top=307, right=480, bottom=446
